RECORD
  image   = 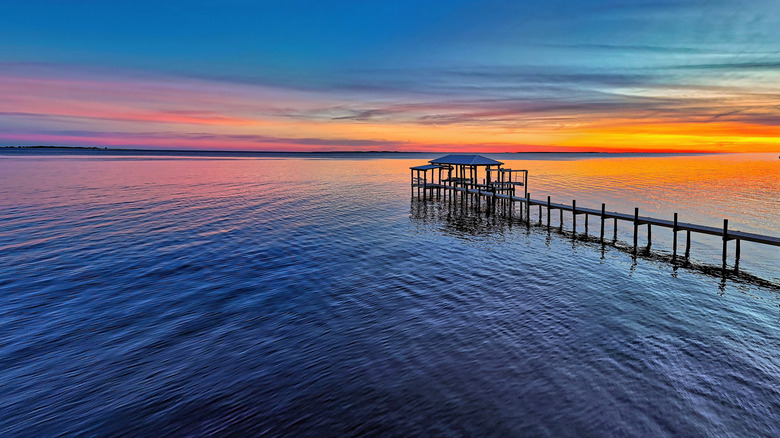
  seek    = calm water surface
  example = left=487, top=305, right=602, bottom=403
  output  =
left=1, top=151, right=779, bottom=436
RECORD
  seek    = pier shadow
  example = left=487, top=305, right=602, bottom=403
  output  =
left=410, top=196, right=780, bottom=292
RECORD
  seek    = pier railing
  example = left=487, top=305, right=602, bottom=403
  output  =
left=439, top=185, right=780, bottom=271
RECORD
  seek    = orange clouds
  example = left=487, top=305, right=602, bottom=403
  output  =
left=2, top=65, right=780, bottom=152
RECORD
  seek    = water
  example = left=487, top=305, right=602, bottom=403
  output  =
left=1, top=150, right=779, bottom=436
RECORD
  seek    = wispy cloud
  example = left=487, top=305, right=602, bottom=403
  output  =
left=671, top=61, right=780, bottom=70
left=3, top=45, right=780, bottom=152
left=0, top=129, right=411, bottom=150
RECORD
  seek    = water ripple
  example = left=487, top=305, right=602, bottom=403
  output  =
left=0, top=153, right=778, bottom=436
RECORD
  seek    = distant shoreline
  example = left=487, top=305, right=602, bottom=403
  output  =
left=0, top=145, right=723, bottom=156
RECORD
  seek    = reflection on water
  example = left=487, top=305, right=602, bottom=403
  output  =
left=410, top=195, right=780, bottom=291
left=410, top=192, right=517, bottom=238
left=1, top=151, right=779, bottom=436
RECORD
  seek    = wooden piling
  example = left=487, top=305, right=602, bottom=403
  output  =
left=735, top=239, right=741, bottom=271
left=647, top=223, right=652, bottom=248
left=585, top=213, right=589, bottom=235
left=685, top=230, right=691, bottom=260
left=560, top=208, right=563, bottom=230
left=613, top=218, right=617, bottom=241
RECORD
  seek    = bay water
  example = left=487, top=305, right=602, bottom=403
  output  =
left=1, top=151, right=778, bottom=436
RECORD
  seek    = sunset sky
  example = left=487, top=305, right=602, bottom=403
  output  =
left=2, top=0, right=780, bottom=152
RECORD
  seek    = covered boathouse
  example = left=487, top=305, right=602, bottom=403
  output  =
left=410, top=154, right=528, bottom=199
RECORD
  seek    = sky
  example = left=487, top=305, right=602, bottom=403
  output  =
left=2, top=0, right=780, bottom=152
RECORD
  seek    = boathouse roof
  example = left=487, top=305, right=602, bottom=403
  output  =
left=409, top=164, right=443, bottom=170
left=429, top=155, right=503, bottom=166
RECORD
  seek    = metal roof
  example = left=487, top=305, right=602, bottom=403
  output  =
left=409, top=164, right=443, bottom=170
left=429, top=154, right=503, bottom=166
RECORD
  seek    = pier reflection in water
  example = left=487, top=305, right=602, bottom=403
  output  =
left=410, top=194, right=780, bottom=291
left=410, top=191, right=518, bottom=237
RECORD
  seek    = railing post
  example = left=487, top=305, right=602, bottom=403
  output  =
left=633, top=207, right=639, bottom=251
left=600, top=203, right=605, bottom=243
left=526, top=193, right=531, bottom=225
left=547, top=196, right=551, bottom=228
left=572, top=199, right=577, bottom=234
left=672, top=213, right=678, bottom=259
left=722, top=219, right=729, bottom=269
left=524, top=171, right=528, bottom=199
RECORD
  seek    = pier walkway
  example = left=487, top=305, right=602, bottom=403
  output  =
left=412, top=155, right=780, bottom=271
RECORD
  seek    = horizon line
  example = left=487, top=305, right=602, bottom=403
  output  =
left=0, top=145, right=732, bottom=155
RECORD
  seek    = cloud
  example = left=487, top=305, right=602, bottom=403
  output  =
left=542, top=43, right=717, bottom=54
left=671, top=61, right=780, bottom=70
left=0, top=129, right=410, bottom=149
left=3, top=59, right=780, bottom=152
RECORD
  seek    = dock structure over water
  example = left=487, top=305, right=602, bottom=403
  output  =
left=411, top=154, right=528, bottom=199
left=411, top=154, right=780, bottom=272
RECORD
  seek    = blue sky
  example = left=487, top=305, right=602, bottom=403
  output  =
left=2, top=0, right=780, bottom=151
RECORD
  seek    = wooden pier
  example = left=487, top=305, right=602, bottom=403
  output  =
left=412, top=155, right=780, bottom=272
